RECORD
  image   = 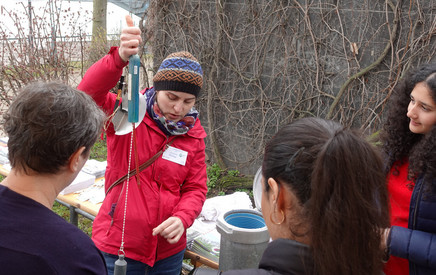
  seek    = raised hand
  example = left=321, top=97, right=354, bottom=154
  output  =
left=118, top=15, right=142, bottom=62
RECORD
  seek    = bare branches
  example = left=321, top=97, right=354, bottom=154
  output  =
left=327, top=0, right=399, bottom=119
left=1, top=0, right=435, bottom=174
left=147, top=0, right=436, bottom=173
left=0, top=1, right=122, bottom=136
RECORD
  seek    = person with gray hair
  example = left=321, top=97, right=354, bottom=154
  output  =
left=0, top=81, right=108, bottom=274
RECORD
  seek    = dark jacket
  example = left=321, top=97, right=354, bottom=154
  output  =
left=388, top=175, right=436, bottom=275
left=207, top=239, right=313, bottom=275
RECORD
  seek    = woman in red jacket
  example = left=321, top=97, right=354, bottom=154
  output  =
left=78, top=17, right=207, bottom=275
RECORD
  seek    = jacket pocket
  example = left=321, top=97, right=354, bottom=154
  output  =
left=152, top=156, right=188, bottom=193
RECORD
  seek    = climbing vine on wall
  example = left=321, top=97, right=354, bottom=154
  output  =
left=142, top=0, right=436, bottom=174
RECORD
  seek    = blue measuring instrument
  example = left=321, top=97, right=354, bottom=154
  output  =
left=128, top=54, right=140, bottom=123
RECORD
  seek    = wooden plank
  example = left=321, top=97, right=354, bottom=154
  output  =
left=57, top=192, right=101, bottom=217
left=184, top=250, right=219, bottom=270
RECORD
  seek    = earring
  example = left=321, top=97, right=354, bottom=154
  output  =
left=270, top=209, right=285, bottom=225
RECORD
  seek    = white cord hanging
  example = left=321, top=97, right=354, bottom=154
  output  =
left=114, top=126, right=135, bottom=275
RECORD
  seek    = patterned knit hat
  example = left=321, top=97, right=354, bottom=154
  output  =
left=153, top=51, right=203, bottom=97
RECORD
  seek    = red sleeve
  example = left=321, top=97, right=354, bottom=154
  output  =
left=77, top=47, right=128, bottom=113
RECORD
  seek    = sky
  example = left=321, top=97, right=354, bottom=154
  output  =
left=0, top=0, right=141, bottom=38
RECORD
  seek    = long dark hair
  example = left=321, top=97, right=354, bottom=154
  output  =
left=262, top=117, right=389, bottom=275
left=381, top=63, right=436, bottom=180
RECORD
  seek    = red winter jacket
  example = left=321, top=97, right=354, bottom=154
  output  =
left=78, top=47, right=208, bottom=266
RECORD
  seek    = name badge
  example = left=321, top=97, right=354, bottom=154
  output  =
left=162, top=146, right=188, bottom=166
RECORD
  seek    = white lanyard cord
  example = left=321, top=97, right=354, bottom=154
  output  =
left=118, top=125, right=134, bottom=256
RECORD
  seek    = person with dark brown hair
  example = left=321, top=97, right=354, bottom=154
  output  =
left=381, top=63, right=436, bottom=275
left=213, top=117, right=389, bottom=275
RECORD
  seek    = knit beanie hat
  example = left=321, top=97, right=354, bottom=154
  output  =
left=153, top=51, right=203, bottom=97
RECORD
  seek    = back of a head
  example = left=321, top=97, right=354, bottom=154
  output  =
left=3, top=81, right=106, bottom=174
left=262, top=117, right=389, bottom=275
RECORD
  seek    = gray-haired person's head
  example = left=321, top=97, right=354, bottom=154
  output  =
left=3, top=81, right=106, bottom=174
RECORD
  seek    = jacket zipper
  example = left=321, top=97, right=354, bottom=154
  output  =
left=410, top=177, right=424, bottom=275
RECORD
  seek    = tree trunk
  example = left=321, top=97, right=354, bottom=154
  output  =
left=89, top=0, right=108, bottom=66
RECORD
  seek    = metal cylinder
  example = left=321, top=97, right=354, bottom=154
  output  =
left=216, top=209, right=270, bottom=271
left=114, top=254, right=127, bottom=275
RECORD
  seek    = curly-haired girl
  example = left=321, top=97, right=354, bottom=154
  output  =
left=381, top=63, right=436, bottom=275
